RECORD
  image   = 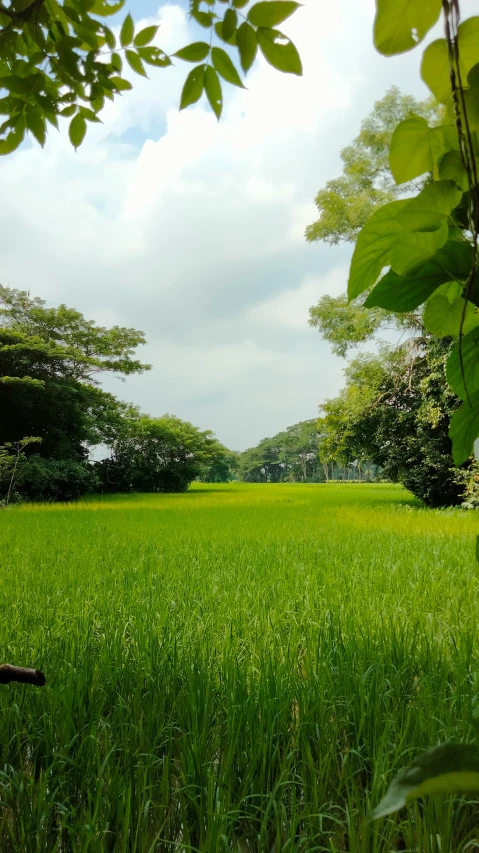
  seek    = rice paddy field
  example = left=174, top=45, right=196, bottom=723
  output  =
left=1, top=483, right=479, bottom=852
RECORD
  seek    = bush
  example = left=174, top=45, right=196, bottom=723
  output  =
left=16, top=456, right=98, bottom=502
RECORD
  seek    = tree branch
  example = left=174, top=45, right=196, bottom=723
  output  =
left=0, top=0, right=46, bottom=23
left=0, top=664, right=46, bottom=686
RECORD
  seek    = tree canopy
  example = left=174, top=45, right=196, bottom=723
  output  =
left=0, top=0, right=302, bottom=153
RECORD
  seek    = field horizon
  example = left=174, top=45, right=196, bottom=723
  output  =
left=1, top=483, right=478, bottom=852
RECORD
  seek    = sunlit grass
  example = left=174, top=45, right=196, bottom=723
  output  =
left=1, top=484, right=478, bottom=851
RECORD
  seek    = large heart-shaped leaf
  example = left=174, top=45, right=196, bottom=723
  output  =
left=347, top=200, right=409, bottom=300
left=374, top=0, right=442, bottom=56
left=389, top=116, right=444, bottom=184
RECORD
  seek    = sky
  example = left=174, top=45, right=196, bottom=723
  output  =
left=0, top=0, right=458, bottom=450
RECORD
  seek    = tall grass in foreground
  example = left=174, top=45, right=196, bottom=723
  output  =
left=0, top=484, right=478, bottom=852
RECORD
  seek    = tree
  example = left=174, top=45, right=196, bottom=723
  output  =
left=97, top=412, right=225, bottom=493
left=199, top=448, right=239, bottom=482
left=0, top=0, right=302, bottom=154
left=305, top=87, right=440, bottom=247
left=0, top=286, right=149, bottom=499
left=237, top=419, right=325, bottom=483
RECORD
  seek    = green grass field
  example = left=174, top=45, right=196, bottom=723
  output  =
left=1, top=483, right=479, bottom=852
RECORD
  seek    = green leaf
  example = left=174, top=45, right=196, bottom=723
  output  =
left=398, top=181, right=463, bottom=232
left=438, top=150, right=469, bottom=191
left=79, top=107, right=102, bottom=123
left=137, top=47, right=172, bottom=67
left=111, top=52, right=122, bottom=73
left=233, top=0, right=249, bottom=7
left=25, top=103, right=46, bottom=146
left=204, top=65, right=223, bottom=120
left=457, top=17, right=479, bottom=77
left=373, top=0, right=442, bottom=56
left=247, top=1, right=300, bottom=28
left=193, top=10, right=213, bottom=27
left=237, top=22, right=257, bottom=72
left=91, top=0, right=124, bottom=15
left=371, top=744, right=479, bottom=820
left=347, top=200, right=409, bottom=300
left=0, top=116, right=25, bottom=156
left=215, top=20, right=237, bottom=45
left=120, top=13, right=134, bottom=48
left=364, top=263, right=451, bottom=312
left=211, top=47, right=245, bottom=88
left=125, top=50, right=147, bottom=77
left=69, top=112, right=87, bottom=150
left=223, top=8, right=238, bottom=41
left=134, top=25, right=159, bottom=47
left=389, top=116, right=444, bottom=184
left=174, top=42, right=210, bottom=62
left=450, top=395, right=479, bottom=465
left=390, top=222, right=449, bottom=275
left=447, top=327, right=479, bottom=401
left=60, top=105, right=77, bottom=117
left=110, top=76, right=133, bottom=91
left=256, top=27, right=302, bottom=75
left=424, top=286, right=479, bottom=338
left=0, top=75, right=33, bottom=95
left=420, top=39, right=451, bottom=103
left=180, top=65, right=205, bottom=110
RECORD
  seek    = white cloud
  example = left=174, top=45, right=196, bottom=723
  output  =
left=0, top=0, right=446, bottom=448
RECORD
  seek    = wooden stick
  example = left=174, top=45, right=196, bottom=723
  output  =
left=0, top=665, right=46, bottom=686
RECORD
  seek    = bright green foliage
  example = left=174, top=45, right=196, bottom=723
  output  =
left=306, top=88, right=440, bottom=246
left=1, top=484, right=479, bottom=849
left=374, top=0, right=442, bottom=56
left=308, top=294, right=391, bottom=358
left=371, top=744, right=479, bottom=820
left=0, top=0, right=301, bottom=150
left=349, top=3, right=479, bottom=466
left=237, top=419, right=324, bottom=482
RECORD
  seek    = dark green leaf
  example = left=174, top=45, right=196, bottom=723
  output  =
left=134, top=25, right=159, bottom=47
left=450, top=395, right=479, bottom=465
left=102, top=25, right=116, bottom=49
left=364, top=261, right=451, bottom=312
left=193, top=10, right=213, bottom=27
left=389, top=116, right=444, bottom=184
left=211, top=47, right=245, bottom=88
left=110, top=76, right=133, bottom=91
left=223, top=8, right=237, bottom=41
left=60, top=105, right=77, bottom=117
left=204, top=65, right=223, bottom=119
left=233, top=0, right=249, bottom=7
left=180, top=64, right=205, bottom=110
left=120, top=13, right=134, bottom=48
left=214, top=21, right=237, bottom=45
left=0, top=75, right=33, bottom=95
left=0, top=115, right=25, bottom=156
left=237, top=22, right=257, bottom=72
left=371, top=743, right=479, bottom=820
left=137, top=47, right=172, bottom=67
left=256, top=27, right=302, bottom=75
left=347, top=200, right=409, bottom=300
left=438, top=150, right=469, bottom=191
left=79, top=106, right=102, bottom=123
left=447, top=327, right=479, bottom=401
left=125, top=50, right=147, bottom=77
left=374, top=0, right=442, bottom=56
left=69, top=112, right=87, bottom=150
left=25, top=103, right=46, bottom=146
left=175, top=42, right=210, bottom=62
left=111, top=52, right=122, bottom=72
left=248, top=1, right=300, bottom=28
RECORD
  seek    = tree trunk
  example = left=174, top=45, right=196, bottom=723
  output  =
left=0, top=665, right=46, bottom=686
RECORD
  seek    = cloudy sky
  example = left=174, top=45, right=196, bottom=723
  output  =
left=0, top=0, right=455, bottom=450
